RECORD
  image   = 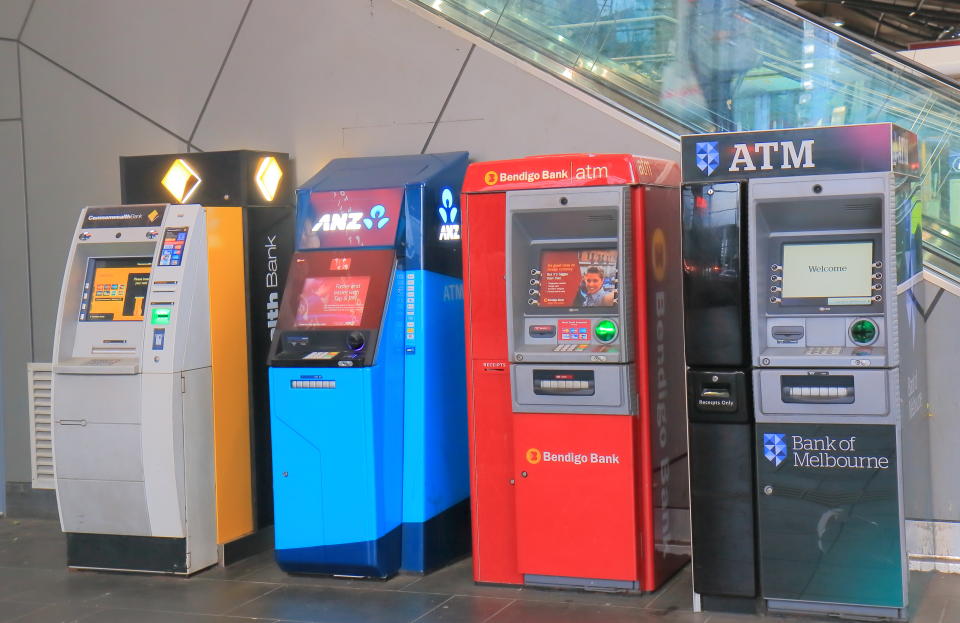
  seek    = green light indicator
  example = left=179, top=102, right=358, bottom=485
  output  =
left=850, top=319, right=877, bottom=345
left=151, top=308, right=172, bottom=325
left=595, top=319, right=618, bottom=343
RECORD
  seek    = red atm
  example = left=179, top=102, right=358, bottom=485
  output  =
left=462, top=154, right=689, bottom=591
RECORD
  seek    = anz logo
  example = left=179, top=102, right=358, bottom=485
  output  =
left=763, top=433, right=787, bottom=466
left=438, top=187, right=460, bottom=241
left=312, top=204, right=391, bottom=232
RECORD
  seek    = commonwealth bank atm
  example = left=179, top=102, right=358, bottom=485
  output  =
left=681, top=124, right=927, bottom=619
left=53, top=204, right=217, bottom=574
left=461, top=154, right=689, bottom=591
left=268, top=152, right=470, bottom=577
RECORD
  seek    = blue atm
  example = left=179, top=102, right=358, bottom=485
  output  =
left=267, top=152, right=470, bottom=577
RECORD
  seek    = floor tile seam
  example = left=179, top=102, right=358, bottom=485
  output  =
left=220, top=583, right=286, bottom=616
left=77, top=605, right=280, bottom=621
left=480, top=597, right=519, bottom=623
left=502, top=593, right=657, bottom=609
left=407, top=594, right=458, bottom=623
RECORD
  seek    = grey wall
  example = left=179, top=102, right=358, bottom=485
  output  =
left=0, top=0, right=677, bottom=485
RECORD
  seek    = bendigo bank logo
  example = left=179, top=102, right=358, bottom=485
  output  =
left=526, top=448, right=542, bottom=464
left=438, top=187, right=460, bottom=241
left=763, top=433, right=787, bottom=466
left=312, top=204, right=390, bottom=233
left=651, top=228, right=667, bottom=282
left=484, top=170, right=498, bottom=185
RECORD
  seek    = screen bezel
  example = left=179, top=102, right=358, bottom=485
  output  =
left=769, top=234, right=883, bottom=315
left=79, top=256, right=153, bottom=322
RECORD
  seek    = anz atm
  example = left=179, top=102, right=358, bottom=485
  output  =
left=268, top=152, right=470, bottom=577
left=681, top=124, right=926, bottom=619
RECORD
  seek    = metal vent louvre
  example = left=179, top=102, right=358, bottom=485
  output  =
left=28, top=363, right=54, bottom=489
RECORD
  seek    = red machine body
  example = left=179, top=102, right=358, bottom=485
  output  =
left=462, top=154, right=688, bottom=591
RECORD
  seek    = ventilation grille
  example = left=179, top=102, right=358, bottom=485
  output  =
left=28, top=363, right=54, bottom=490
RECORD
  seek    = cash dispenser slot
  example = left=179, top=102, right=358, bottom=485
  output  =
left=533, top=369, right=595, bottom=396
left=771, top=325, right=804, bottom=343
left=781, top=374, right=855, bottom=404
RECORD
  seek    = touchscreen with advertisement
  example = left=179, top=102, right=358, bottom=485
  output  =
left=539, top=249, right=618, bottom=308
left=80, top=257, right=152, bottom=321
left=296, top=276, right=371, bottom=327
left=781, top=242, right=873, bottom=303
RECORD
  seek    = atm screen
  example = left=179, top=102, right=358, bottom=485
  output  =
left=538, top=248, right=618, bottom=308
left=781, top=241, right=874, bottom=304
left=80, top=257, right=152, bottom=321
left=295, top=276, right=371, bottom=327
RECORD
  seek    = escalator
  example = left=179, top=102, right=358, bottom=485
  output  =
left=409, top=0, right=960, bottom=279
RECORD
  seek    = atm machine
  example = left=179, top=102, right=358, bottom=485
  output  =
left=268, top=152, right=470, bottom=577
left=119, top=150, right=294, bottom=562
left=680, top=124, right=927, bottom=619
left=461, top=154, right=689, bottom=591
left=52, top=204, right=217, bottom=574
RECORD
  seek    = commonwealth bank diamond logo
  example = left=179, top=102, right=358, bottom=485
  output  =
left=764, top=433, right=787, bottom=466
left=695, top=141, right=720, bottom=176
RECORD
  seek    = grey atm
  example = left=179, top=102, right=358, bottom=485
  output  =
left=681, top=124, right=926, bottom=619
left=507, top=188, right=634, bottom=414
left=52, top=204, right=216, bottom=574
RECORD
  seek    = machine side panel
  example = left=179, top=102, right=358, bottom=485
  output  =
left=140, top=372, right=186, bottom=538
left=462, top=193, right=508, bottom=362
left=182, top=366, right=217, bottom=572
left=639, top=184, right=690, bottom=589
left=513, top=412, right=638, bottom=582
left=401, top=269, right=470, bottom=572
left=204, top=206, right=255, bottom=544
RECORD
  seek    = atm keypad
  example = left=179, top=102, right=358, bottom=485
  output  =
left=539, top=380, right=590, bottom=390
left=805, top=346, right=843, bottom=355
left=290, top=380, right=336, bottom=389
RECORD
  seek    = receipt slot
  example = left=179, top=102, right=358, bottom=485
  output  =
left=681, top=124, right=927, bottom=619
left=267, top=153, right=470, bottom=577
left=52, top=204, right=218, bottom=574
left=462, top=154, right=689, bottom=591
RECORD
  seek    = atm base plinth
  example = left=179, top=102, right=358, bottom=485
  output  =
left=401, top=497, right=471, bottom=574
left=699, top=594, right=759, bottom=615
left=275, top=524, right=402, bottom=579
left=767, top=599, right=906, bottom=621
left=523, top=574, right=639, bottom=592
left=66, top=533, right=193, bottom=575
left=220, top=525, right=274, bottom=567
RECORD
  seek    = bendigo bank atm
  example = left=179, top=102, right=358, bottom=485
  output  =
left=52, top=204, right=218, bottom=574
left=461, top=154, right=689, bottom=591
left=681, top=124, right=927, bottom=619
left=268, top=153, right=470, bottom=577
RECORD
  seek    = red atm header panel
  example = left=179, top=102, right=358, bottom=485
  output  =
left=463, top=154, right=679, bottom=193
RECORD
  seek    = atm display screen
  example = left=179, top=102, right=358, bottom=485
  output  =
left=80, top=257, right=152, bottom=321
left=781, top=241, right=874, bottom=304
left=538, top=248, right=618, bottom=308
left=295, top=276, right=371, bottom=327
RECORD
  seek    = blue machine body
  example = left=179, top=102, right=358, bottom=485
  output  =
left=268, top=152, right=470, bottom=577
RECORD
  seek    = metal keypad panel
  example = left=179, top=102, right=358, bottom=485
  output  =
left=290, top=380, right=336, bottom=389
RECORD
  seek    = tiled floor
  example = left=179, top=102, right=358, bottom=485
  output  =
left=0, top=518, right=957, bottom=622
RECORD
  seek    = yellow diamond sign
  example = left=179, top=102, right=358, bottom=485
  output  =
left=255, top=156, right=283, bottom=202
left=161, top=158, right=202, bottom=203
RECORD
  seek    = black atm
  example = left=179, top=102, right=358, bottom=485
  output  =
left=681, top=182, right=758, bottom=613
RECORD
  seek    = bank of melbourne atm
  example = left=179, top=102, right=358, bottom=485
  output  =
left=268, top=152, right=470, bottom=577
left=53, top=204, right=217, bottom=574
left=681, top=124, right=926, bottom=619
left=119, top=151, right=294, bottom=562
left=461, top=154, right=688, bottom=591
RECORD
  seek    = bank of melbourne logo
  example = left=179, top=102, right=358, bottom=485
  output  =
left=438, top=187, right=460, bottom=241
left=695, top=141, right=720, bottom=176
left=764, top=433, right=787, bottom=466
left=362, top=204, right=390, bottom=230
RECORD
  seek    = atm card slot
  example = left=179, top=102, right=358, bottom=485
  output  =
left=533, top=369, right=595, bottom=396
left=781, top=374, right=855, bottom=404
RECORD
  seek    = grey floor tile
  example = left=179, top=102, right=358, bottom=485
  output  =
left=409, top=596, right=515, bottom=623
left=0, top=568, right=146, bottom=605
left=400, top=559, right=523, bottom=599
left=643, top=567, right=694, bottom=611
left=4, top=603, right=102, bottom=623
left=77, top=609, right=279, bottom=623
left=0, top=600, right=46, bottom=622
left=195, top=552, right=278, bottom=582
left=486, top=601, right=690, bottom=623
left=88, top=577, right=281, bottom=615
left=236, top=562, right=423, bottom=590
left=226, top=584, right=448, bottom=623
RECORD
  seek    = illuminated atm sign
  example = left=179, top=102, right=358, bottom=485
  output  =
left=298, top=187, right=403, bottom=250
